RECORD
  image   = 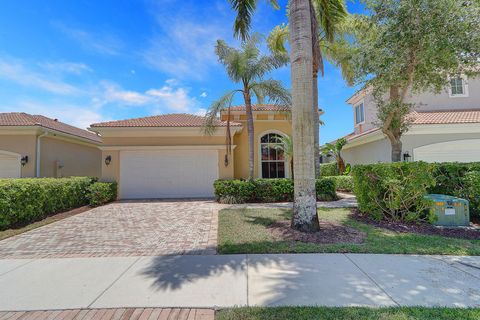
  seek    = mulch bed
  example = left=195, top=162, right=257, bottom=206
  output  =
left=267, top=220, right=366, bottom=244
left=352, top=210, right=480, bottom=240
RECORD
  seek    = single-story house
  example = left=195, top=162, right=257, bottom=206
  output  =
left=89, top=105, right=294, bottom=199
left=0, top=112, right=102, bottom=178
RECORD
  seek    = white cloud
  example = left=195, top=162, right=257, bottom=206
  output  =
left=53, top=22, right=124, bottom=56
left=39, top=62, right=92, bottom=75
left=141, top=15, right=229, bottom=79
left=0, top=57, right=80, bottom=95
left=101, top=82, right=152, bottom=105
left=200, top=92, right=207, bottom=98
left=10, top=101, right=105, bottom=129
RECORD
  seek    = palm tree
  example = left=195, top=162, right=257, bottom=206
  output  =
left=273, top=135, right=294, bottom=178
left=267, top=1, right=349, bottom=177
left=321, top=137, right=347, bottom=174
left=204, top=35, right=291, bottom=179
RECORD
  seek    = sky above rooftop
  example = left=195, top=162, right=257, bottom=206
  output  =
left=0, top=0, right=366, bottom=143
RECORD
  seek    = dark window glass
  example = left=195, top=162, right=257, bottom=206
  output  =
left=277, top=162, right=285, bottom=178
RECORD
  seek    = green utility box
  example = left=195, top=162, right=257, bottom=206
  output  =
left=424, top=194, right=470, bottom=227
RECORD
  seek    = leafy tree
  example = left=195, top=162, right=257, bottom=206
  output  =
left=321, top=137, right=347, bottom=174
left=273, top=135, right=294, bottom=178
left=347, top=0, right=480, bottom=161
left=204, top=35, right=291, bottom=179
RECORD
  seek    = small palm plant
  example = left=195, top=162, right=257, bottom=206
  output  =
left=272, top=135, right=294, bottom=178
left=204, top=35, right=291, bottom=179
left=321, top=137, right=347, bottom=175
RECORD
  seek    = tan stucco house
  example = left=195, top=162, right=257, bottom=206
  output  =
left=89, top=105, right=293, bottom=199
left=338, top=75, right=480, bottom=164
left=0, top=113, right=102, bottom=178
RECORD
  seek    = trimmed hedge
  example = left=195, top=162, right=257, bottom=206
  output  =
left=353, top=162, right=436, bottom=222
left=319, top=163, right=339, bottom=177
left=214, top=178, right=337, bottom=204
left=328, top=176, right=354, bottom=192
left=0, top=177, right=94, bottom=230
left=429, top=162, right=480, bottom=218
left=88, top=182, right=118, bottom=206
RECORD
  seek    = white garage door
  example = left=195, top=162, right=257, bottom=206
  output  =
left=0, top=151, right=20, bottom=178
left=119, top=149, right=219, bottom=199
left=414, top=139, right=480, bottom=163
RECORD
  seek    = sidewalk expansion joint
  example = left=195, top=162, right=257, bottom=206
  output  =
left=343, top=254, right=400, bottom=307
left=87, top=256, right=142, bottom=308
left=0, top=259, right=36, bottom=277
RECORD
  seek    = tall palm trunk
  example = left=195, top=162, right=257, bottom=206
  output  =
left=313, top=70, right=320, bottom=177
left=290, top=0, right=320, bottom=232
left=243, top=89, right=255, bottom=178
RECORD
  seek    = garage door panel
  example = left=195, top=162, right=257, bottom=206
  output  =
left=119, top=150, right=218, bottom=199
left=0, top=153, right=21, bottom=178
left=413, top=139, right=480, bottom=163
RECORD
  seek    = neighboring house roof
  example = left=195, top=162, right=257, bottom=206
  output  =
left=343, top=109, right=480, bottom=142
left=227, top=104, right=324, bottom=114
left=90, top=113, right=242, bottom=128
left=410, top=109, right=480, bottom=125
left=227, top=104, right=291, bottom=112
left=0, top=112, right=101, bottom=143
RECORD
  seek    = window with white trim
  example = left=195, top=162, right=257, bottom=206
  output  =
left=354, top=102, right=365, bottom=125
left=260, top=133, right=285, bottom=178
left=449, top=76, right=469, bottom=97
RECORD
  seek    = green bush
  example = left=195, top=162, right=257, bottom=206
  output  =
left=319, top=163, right=338, bottom=177
left=429, top=162, right=480, bottom=218
left=88, top=182, right=117, bottom=206
left=328, top=176, right=354, bottom=192
left=353, top=162, right=436, bottom=222
left=0, top=177, right=94, bottom=230
left=214, top=178, right=336, bottom=203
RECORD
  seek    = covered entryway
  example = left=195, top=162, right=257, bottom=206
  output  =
left=0, top=150, right=21, bottom=178
left=119, top=149, right=219, bottom=199
left=413, top=139, right=480, bottom=163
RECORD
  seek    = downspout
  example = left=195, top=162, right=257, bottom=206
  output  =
left=36, top=131, right=48, bottom=177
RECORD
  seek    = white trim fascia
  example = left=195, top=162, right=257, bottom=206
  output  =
left=0, top=126, right=101, bottom=146
left=90, top=126, right=242, bottom=138
left=99, top=145, right=237, bottom=151
left=343, top=123, right=480, bottom=150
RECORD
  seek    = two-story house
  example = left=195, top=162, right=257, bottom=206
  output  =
left=339, top=76, right=480, bottom=164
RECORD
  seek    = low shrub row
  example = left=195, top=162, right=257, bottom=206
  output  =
left=214, top=178, right=337, bottom=204
left=319, top=163, right=338, bottom=177
left=353, top=161, right=480, bottom=222
left=0, top=177, right=117, bottom=230
left=328, top=176, right=354, bottom=192
left=88, top=182, right=118, bottom=207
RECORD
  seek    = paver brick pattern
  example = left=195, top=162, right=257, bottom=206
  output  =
left=0, top=308, right=214, bottom=320
left=0, top=201, right=218, bottom=259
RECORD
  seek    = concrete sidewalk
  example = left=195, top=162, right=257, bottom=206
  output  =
left=0, top=254, right=479, bottom=311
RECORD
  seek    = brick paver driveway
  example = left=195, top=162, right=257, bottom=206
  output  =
left=0, top=201, right=219, bottom=259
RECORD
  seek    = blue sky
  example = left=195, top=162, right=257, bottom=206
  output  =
left=0, top=0, right=365, bottom=143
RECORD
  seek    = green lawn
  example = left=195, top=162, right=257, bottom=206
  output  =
left=216, top=307, right=480, bottom=320
left=218, top=207, right=480, bottom=255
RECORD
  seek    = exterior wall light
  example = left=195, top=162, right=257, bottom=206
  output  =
left=105, top=155, right=112, bottom=166
left=21, top=156, right=28, bottom=166
left=403, top=151, right=411, bottom=162
left=224, top=154, right=229, bottom=167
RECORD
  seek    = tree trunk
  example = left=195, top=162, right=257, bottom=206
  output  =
left=243, top=90, right=255, bottom=179
left=289, top=0, right=319, bottom=233
left=313, top=70, right=320, bottom=178
left=337, top=155, right=346, bottom=175
left=389, top=136, right=402, bottom=162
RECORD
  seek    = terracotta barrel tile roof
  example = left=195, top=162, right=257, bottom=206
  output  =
left=344, top=109, right=480, bottom=142
left=0, top=112, right=101, bottom=143
left=90, top=113, right=242, bottom=128
left=410, top=109, right=480, bottom=124
left=227, top=104, right=291, bottom=112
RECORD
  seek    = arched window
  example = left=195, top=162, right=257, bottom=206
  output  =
left=260, top=133, right=286, bottom=178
